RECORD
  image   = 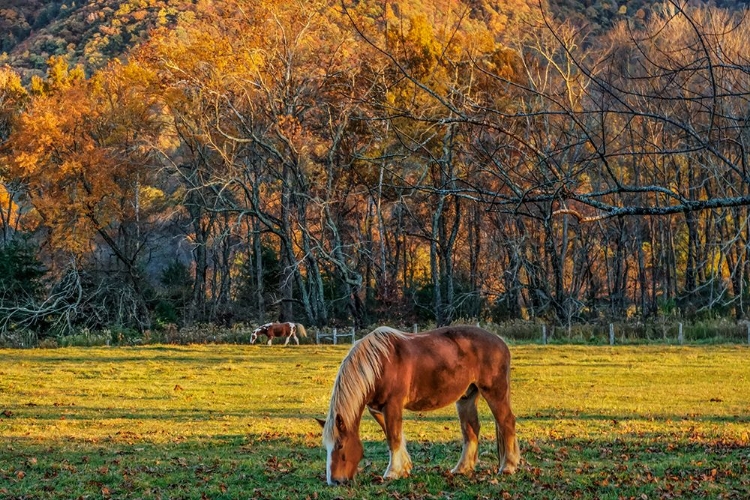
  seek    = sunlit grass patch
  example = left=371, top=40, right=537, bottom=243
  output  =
left=0, top=344, right=748, bottom=499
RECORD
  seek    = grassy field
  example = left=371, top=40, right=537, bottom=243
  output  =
left=0, top=344, right=748, bottom=499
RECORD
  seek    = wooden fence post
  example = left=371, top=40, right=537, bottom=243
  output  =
left=333, top=328, right=338, bottom=345
left=678, top=323, right=684, bottom=345
left=609, top=323, right=615, bottom=346
left=542, top=325, right=547, bottom=345
left=413, top=324, right=418, bottom=333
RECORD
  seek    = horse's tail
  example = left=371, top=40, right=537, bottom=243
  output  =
left=296, top=323, right=307, bottom=337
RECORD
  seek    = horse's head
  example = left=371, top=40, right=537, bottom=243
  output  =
left=250, top=324, right=269, bottom=344
left=317, top=414, right=363, bottom=485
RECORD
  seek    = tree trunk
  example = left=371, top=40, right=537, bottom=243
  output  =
left=187, top=202, right=210, bottom=324
left=253, top=217, right=265, bottom=320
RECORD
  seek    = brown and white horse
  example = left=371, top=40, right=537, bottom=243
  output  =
left=318, top=325, right=520, bottom=485
left=250, top=322, right=307, bottom=345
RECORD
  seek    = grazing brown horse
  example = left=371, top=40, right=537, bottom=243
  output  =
left=318, top=325, right=520, bottom=485
left=250, top=322, right=307, bottom=345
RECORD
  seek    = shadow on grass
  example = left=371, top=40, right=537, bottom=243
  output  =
left=5, top=402, right=749, bottom=427
left=1, top=429, right=748, bottom=500
left=245, top=407, right=750, bottom=425
left=0, top=354, right=239, bottom=365
left=0, top=346, right=337, bottom=366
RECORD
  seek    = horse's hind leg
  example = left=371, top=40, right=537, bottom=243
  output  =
left=284, top=335, right=291, bottom=345
left=480, top=386, right=520, bottom=474
left=293, top=334, right=299, bottom=345
left=452, top=385, right=481, bottom=474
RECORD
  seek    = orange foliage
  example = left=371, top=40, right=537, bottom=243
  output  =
left=9, top=58, right=162, bottom=254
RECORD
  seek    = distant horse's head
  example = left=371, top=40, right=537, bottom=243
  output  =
left=250, top=324, right=271, bottom=344
left=317, top=415, right=364, bottom=485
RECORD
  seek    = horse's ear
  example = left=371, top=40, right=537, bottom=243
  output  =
left=315, top=417, right=326, bottom=428
left=335, top=413, right=346, bottom=432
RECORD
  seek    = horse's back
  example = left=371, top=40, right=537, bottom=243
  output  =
left=403, top=325, right=510, bottom=363
left=267, top=322, right=291, bottom=336
left=378, top=325, right=510, bottom=411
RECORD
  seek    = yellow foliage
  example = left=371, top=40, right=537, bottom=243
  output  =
left=7, top=53, right=165, bottom=255
left=0, top=186, right=18, bottom=226
left=0, top=67, right=25, bottom=98
left=138, top=185, right=167, bottom=211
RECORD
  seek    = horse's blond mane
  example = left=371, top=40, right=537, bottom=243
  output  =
left=323, top=327, right=408, bottom=443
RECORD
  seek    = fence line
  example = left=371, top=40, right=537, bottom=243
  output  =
left=315, top=327, right=356, bottom=345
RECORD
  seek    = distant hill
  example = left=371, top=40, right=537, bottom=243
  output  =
left=0, top=1, right=52, bottom=55
left=3, top=0, right=748, bottom=79
left=0, top=0, right=198, bottom=77
left=548, top=0, right=749, bottom=34
left=0, top=0, right=542, bottom=77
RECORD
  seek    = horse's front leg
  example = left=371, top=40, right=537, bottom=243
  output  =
left=267, top=337, right=273, bottom=346
left=381, top=405, right=412, bottom=479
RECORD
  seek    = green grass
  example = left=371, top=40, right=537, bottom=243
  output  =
left=0, top=344, right=748, bottom=499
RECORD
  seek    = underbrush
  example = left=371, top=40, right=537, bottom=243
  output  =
left=1, top=318, right=748, bottom=348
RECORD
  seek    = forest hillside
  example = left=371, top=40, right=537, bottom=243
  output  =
left=2, top=0, right=539, bottom=76
left=1, top=0, right=196, bottom=74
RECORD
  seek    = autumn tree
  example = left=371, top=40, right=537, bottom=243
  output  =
left=0, top=66, right=27, bottom=244
left=8, top=56, right=166, bottom=331
left=478, top=2, right=750, bottom=318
